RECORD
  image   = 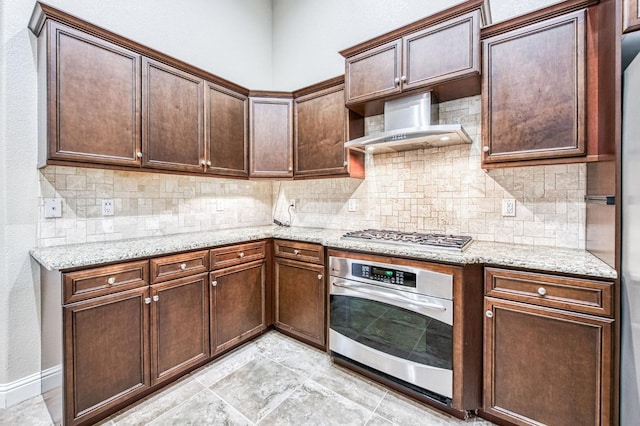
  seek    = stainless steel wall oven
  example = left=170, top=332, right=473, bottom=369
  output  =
left=329, top=254, right=455, bottom=405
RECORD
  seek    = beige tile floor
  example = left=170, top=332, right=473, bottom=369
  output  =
left=0, top=331, right=494, bottom=425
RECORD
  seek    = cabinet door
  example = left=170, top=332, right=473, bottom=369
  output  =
left=345, top=40, right=402, bottom=104
left=482, top=10, right=586, bottom=164
left=484, top=297, right=612, bottom=426
left=46, top=21, right=141, bottom=166
left=210, top=260, right=266, bottom=355
left=249, top=97, right=293, bottom=178
left=274, top=257, right=325, bottom=347
left=142, top=58, right=205, bottom=172
left=205, top=82, right=249, bottom=177
left=624, top=0, right=640, bottom=33
left=295, top=85, right=350, bottom=177
left=64, top=288, right=150, bottom=425
left=150, top=273, right=210, bottom=385
left=402, top=10, right=480, bottom=91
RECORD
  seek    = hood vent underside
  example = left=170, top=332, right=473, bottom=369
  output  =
left=345, top=91, right=472, bottom=154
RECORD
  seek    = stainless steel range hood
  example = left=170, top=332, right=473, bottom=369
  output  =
left=345, top=92, right=472, bottom=154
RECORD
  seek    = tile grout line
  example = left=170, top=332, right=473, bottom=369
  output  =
left=204, top=387, right=257, bottom=426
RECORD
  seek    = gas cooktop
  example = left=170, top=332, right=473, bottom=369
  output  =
left=342, top=229, right=472, bottom=252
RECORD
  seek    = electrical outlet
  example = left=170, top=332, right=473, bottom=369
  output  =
left=502, top=199, right=516, bottom=217
left=217, top=199, right=224, bottom=211
left=44, top=198, right=62, bottom=218
left=348, top=199, right=357, bottom=212
left=102, top=199, right=114, bottom=216
left=289, top=199, right=297, bottom=209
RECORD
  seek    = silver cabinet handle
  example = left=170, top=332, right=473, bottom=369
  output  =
left=239, top=252, right=245, bottom=258
left=137, top=152, right=143, bottom=158
left=483, top=146, right=490, bottom=153
left=343, top=161, right=348, bottom=167
left=144, top=297, right=151, bottom=304
left=201, top=160, right=207, bottom=166
left=211, top=280, right=217, bottom=287
left=401, top=75, right=407, bottom=82
left=180, top=263, right=187, bottom=270
left=537, top=287, right=547, bottom=296
left=486, top=310, right=493, bottom=318
left=288, top=166, right=292, bottom=172
left=107, top=277, right=116, bottom=285
left=207, top=161, right=212, bottom=166
left=152, top=295, right=159, bottom=302
left=317, top=274, right=323, bottom=280
left=394, top=77, right=400, bottom=85
left=293, top=249, right=300, bottom=255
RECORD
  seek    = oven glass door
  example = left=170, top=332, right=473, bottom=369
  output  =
left=330, top=294, right=453, bottom=370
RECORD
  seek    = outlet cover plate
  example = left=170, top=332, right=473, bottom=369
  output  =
left=348, top=199, right=357, bottom=212
left=502, top=199, right=516, bottom=217
left=102, top=199, right=114, bottom=216
left=44, top=198, right=62, bottom=218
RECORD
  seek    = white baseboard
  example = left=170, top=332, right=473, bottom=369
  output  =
left=0, top=366, right=60, bottom=409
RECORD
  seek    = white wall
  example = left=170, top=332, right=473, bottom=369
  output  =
left=0, top=0, right=272, bottom=405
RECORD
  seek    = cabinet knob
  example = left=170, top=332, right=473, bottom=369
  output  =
left=343, top=161, right=348, bottom=167
left=483, top=146, right=490, bottom=153
left=288, top=166, right=293, bottom=172
left=201, top=160, right=207, bottom=166
left=152, top=295, right=159, bottom=302
left=394, top=77, right=400, bottom=85
left=294, top=249, right=300, bottom=255
left=485, top=310, right=493, bottom=318
left=137, top=152, right=143, bottom=158
left=401, top=75, right=407, bottom=82
left=317, top=274, right=323, bottom=280
left=239, top=252, right=245, bottom=258
left=211, top=280, right=217, bottom=287
left=180, top=263, right=187, bottom=270
left=537, top=287, right=547, bottom=296
left=144, top=297, right=151, bottom=304
left=107, top=277, right=116, bottom=285
left=206, top=161, right=212, bottom=166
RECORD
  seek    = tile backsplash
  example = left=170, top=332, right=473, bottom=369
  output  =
left=37, top=167, right=272, bottom=247
left=274, top=95, right=586, bottom=249
left=37, top=95, right=586, bottom=249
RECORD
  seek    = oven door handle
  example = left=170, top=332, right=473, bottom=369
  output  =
left=332, top=281, right=447, bottom=312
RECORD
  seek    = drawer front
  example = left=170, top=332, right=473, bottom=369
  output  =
left=274, top=239, right=324, bottom=265
left=485, top=267, right=613, bottom=317
left=210, top=241, right=266, bottom=270
left=63, top=260, right=149, bottom=304
left=151, top=250, right=209, bottom=284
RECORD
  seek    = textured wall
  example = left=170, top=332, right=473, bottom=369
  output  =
left=275, top=96, right=586, bottom=249
left=37, top=168, right=273, bottom=247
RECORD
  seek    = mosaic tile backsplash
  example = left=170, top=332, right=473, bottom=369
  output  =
left=37, top=95, right=586, bottom=249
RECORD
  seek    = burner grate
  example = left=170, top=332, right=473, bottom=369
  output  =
left=342, top=229, right=472, bottom=252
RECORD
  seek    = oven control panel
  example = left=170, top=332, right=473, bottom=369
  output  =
left=351, top=263, right=416, bottom=288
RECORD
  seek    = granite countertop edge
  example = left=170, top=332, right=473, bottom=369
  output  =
left=30, top=225, right=618, bottom=280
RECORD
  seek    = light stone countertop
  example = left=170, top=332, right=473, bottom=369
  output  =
left=30, top=225, right=617, bottom=280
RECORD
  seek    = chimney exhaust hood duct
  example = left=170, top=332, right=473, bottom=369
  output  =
left=345, top=92, right=472, bottom=154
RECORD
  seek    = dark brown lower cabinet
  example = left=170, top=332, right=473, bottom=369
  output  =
left=150, top=273, right=210, bottom=385
left=483, top=297, right=613, bottom=426
left=274, top=256, right=325, bottom=347
left=64, top=287, right=150, bottom=426
left=209, top=259, right=266, bottom=355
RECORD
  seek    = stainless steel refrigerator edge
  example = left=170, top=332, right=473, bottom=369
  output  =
left=621, top=48, right=640, bottom=424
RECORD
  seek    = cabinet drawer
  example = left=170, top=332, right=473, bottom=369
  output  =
left=485, top=267, right=613, bottom=317
left=274, top=239, right=324, bottom=265
left=210, top=241, right=266, bottom=270
left=63, top=260, right=149, bottom=304
left=151, top=250, right=209, bottom=284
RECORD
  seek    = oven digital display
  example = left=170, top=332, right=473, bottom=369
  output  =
left=352, top=263, right=417, bottom=288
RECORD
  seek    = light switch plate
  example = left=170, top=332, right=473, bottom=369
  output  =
left=44, top=198, right=62, bottom=218
left=348, top=199, right=357, bottom=212
left=502, top=199, right=516, bottom=217
left=217, top=199, right=224, bottom=211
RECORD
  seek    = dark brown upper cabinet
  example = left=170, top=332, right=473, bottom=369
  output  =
left=624, top=0, right=640, bottom=33
left=249, top=94, right=294, bottom=178
left=341, top=0, right=483, bottom=116
left=482, top=10, right=586, bottom=165
left=481, top=1, right=618, bottom=168
left=38, top=20, right=142, bottom=167
left=293, top=77, right=364, bottom=179
left=205, top=82, right=249, bottom=177
left=142, top=58, right=205, bottom=173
